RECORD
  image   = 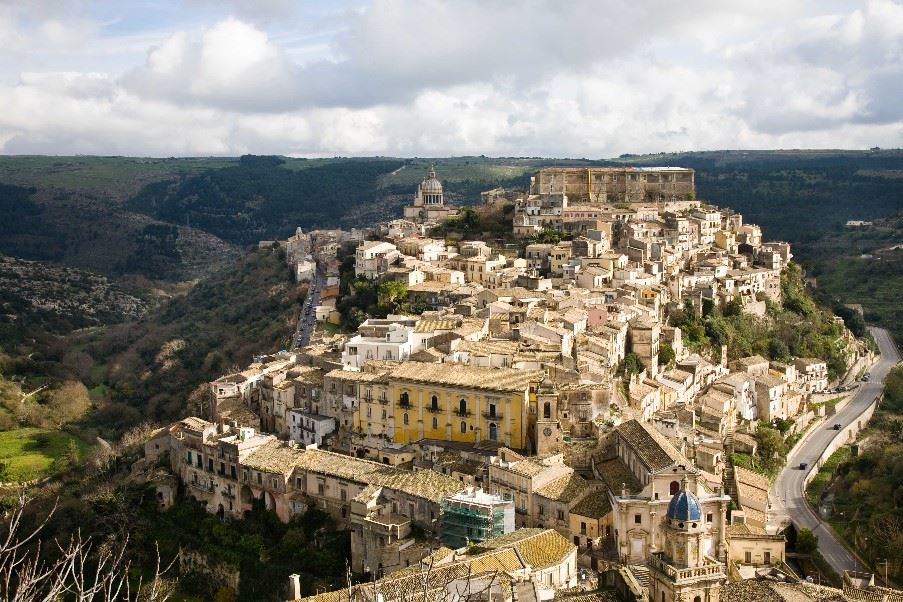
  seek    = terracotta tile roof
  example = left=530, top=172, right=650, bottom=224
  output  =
left=389, top=362, right=543, bottom=393
left=294, top=529, right=572, bottom=602
left=569, top=490, right=612, bottom=519
left=735, top=465, right=770, bottom=503
left=473, top=528, right=574, bottom=570
left=595, top=457, right=642, bottom=494
left=534, top=472, right=589, bottom=503
left=243, top=441, right=464, bottom=501
left=615, top=419, right=691, bottom=473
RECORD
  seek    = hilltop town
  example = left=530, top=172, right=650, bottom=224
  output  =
left=134, top=166, right=890, bottom=602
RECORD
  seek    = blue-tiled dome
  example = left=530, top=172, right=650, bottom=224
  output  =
left=667, top=487, right=702, bottom=521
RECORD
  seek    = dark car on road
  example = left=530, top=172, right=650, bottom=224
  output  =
left=799, top=462, right=808, bottom=470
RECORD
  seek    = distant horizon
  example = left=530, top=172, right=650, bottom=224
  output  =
left=1, top=147, right=902, bottom=161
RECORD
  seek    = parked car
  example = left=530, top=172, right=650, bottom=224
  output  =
left=833, top=424, right=842, bottom=430
left=799, top=462, right=808, bottom=470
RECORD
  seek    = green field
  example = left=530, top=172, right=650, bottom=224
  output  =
left=0, top=428, right=88, bottom=482
left=0, top=156, right=234, bottom=200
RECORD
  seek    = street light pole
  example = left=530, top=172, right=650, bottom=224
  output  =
left=877, top=559, right=889, bottom=587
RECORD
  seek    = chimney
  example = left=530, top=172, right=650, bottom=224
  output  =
left=288, top=574, right=301, bottom=600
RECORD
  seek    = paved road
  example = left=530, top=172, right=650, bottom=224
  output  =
left=294, top=270, right=324, bottom=348
left=770, top=327, right=899, bottom=575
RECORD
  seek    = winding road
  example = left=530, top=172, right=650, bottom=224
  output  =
left=769, top=327, right=899, bottom=575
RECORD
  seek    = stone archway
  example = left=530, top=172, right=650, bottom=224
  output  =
left=240, top=485, right=253, bottom=505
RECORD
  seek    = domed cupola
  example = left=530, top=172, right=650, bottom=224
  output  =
left=418, top=168, right=444, bottom=205
left=666, top=479, right=702, bottom=522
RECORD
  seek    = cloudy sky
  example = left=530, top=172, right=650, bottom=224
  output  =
left=1, top=0, right=901, bottom=157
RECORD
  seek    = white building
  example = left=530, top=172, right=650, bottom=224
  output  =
left=341, top=317, right=433, bottom=369
left=355, top=241, right=400, bottom=280
left=288, top=409, right=336, bottom=447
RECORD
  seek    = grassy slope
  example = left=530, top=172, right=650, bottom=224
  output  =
left=0, top=427, right=87, bottom=482
left=0, top=156, right=235, bottom=200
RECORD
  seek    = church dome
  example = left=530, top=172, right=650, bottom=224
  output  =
left=667, top=485, right=702, bottom=522
left=420, top=169, right=443, bottom=194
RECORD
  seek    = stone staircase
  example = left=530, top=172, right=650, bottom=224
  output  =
left=628, top=564, right=651, bottom=589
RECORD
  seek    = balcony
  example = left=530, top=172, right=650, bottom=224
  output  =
left=649, top=552, right=724, bottom=583
left=189, top=480, right=214, bottom=493
left=221, top=489, right=236, bottom=499
left=482, top=412, right=502, bottom=421
left=397, top=401, right=411, bottom=410
left=454, top=410, right=471, bottom=418
left=378, top=397, right=389, bottom=405
left=427, top=406, right=443, bottom=414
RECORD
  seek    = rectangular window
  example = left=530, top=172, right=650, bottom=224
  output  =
left=706, top=513, right=713, bottom=523
left=764, top=551, right=771, bottom=564
left=317, top=483, right=324, bottom=495
left=634, top=514, right=641, bottom=524
left=745, top=551, right=752, bottom=563
left=230, top=465, right=237, bottom=479
left=257, top=473, right=262, bottom=485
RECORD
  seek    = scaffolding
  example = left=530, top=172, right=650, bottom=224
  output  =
left=439, top=498, right=512, bottom=549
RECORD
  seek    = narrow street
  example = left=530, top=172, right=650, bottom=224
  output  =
left=770, top=327, right=900, bottom=575
left=294, top=269, right=324, bottom=349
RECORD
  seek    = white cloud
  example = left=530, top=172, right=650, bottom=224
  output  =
left=0, top=1, right=900, bottom=157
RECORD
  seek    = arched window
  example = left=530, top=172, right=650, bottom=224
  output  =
left=694, top=596, right=701, bottom=602
left=543, top=402, right=551, bottom=419
left=459, top=399, right=467, bottom=415
left=670, top=481, right=680, bottom=496
left=489, top=423, right=498, bottom=441
left=432, top=417, right=438, bottom=429
left=400, top=392, right=409, bottom=406
left=431, top=395, right=439, bottom=411
left=460, top=421, right=466, bottom=433
left=403, top=413, right=409, bottom=425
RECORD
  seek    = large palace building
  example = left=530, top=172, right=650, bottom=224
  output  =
left=530, top=167, right=695, bottom=204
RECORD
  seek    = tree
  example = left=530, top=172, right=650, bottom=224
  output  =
left=377, top=281, right=408, bottom=315
left=723, top=296, right=743, bottom=317
left=659, top=342, right=676, bottom=367
left=623, top=353, right=643, bottom=377
left=0, top=493, right=175, bottom=600
left=796, top=528, right=818, bottom=554
left=46, top=381, right=92, bottom=427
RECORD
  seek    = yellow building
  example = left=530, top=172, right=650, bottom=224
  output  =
left=381, top=362, right=543, bottom=450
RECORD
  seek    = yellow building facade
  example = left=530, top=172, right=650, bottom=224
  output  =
left=354, top=363, right=543, bottom=451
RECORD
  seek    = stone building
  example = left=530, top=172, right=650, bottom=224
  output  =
left=648, top=481, right=727, bottom=602
left=403, top=168, right=458, bottom=224
left=530, top=167, right=695, bottom=205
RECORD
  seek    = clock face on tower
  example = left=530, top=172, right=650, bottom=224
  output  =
left=543, top=427, right=552, bottom=436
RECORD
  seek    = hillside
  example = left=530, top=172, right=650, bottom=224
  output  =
left=0, top=255, right=147, bottom=344
left=127, top=156, right=406, bottom=245
left=78, top=245, right=304, bottom=433
left=798, top=214, right=903, bottom=345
